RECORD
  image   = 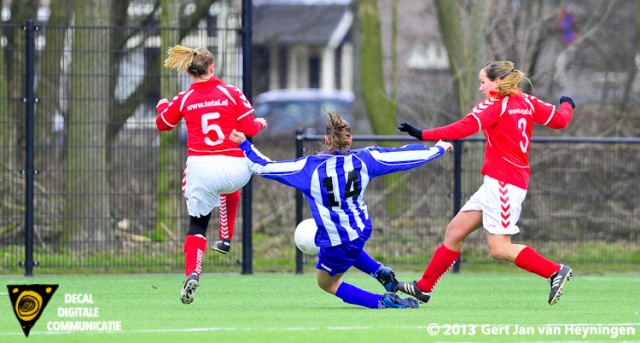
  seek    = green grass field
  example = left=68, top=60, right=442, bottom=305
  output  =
left=0, top=271, right=638, bottom=342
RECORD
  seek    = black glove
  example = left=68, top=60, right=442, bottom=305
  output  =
left=559, top=96, right=575, bottom=109
left=398, top=122, right=423, bottom=140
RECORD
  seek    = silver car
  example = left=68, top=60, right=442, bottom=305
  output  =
left=253, top=89, right=354, bottom=136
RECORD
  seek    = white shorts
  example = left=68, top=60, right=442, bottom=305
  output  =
left=460, top=175, right=527, bottom=235
left=182, top=155, right=252, bottom=217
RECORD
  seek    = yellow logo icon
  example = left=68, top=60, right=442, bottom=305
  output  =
left=7, top=284, right=58, bottom=337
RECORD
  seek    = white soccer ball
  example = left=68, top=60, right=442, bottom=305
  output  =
left=294, top=219, right=320, bottom=254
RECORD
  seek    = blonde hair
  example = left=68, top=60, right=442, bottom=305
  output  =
left=323, top=109, right=351, bottom=154
left=482, top=61, right=529, bottom=97
left=163, top=45, right=214, bottom=77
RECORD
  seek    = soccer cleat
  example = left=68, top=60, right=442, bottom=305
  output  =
left=211, top=239, right=231, bottom=254
left=378, top=292, right=419, bottom=309
left=548, top=264, right=572, bottom=305
left=397, top=281, right=431, bottom=303
left=180, top=272, right=199, bottom=304
left=374, top=265, right=399, bottom=292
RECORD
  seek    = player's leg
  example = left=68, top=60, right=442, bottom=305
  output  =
left=352, top=249, right=398, bottom=292
left=318, top=270, right=413, bottom=309
left=482, top=177, right=572, bottom=305
left=180, top=213, right=211, bottom=304
left=317, top=270, right=376, bottom=308
left=486, top=233, right=526, bottom=261
left=212, top=190, right=240, bottom=254
left=180, top=156, right=221, bottom=304
left=480, top=177, right=529, bottom=262
left=183, top=214, right=211, bottom=276
left=397, top=181, right=489, bottom=302
left=397, top=210, right=482, bottom=303
left=210, top=156, right=252, bottom=254
left=317, top=237, right=417, bottom=309
left=487, top=233, right=564, bottom=288
left=494, top=233, right=572, bottom=304
left=316, top=270, right=417, bottom=309
left=505, top=235, right=572, bottom=305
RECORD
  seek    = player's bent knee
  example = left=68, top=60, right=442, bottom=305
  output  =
left=187, top=213, right=211, bottom=237
left=487, top=245, right=509, bottom=260
left=316, top=275, right=341, bottom=294
left=444, top=226, right=466, bottom=245
left=316, top=280, right=334, bottom=293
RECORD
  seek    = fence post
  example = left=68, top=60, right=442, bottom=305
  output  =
left=22, top=20, right=37, bottom=277
left=241, top=0, right=253, bottom=275
left=294, top=129, right=304, bottom=274
left=451, top=140, right=463, bottom=273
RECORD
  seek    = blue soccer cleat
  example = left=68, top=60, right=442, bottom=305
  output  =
left=378, top=292, right=419, bottom=309
left=374, top=265, right=399, bottom=292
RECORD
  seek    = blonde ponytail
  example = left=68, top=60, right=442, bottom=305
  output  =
left=163, top=45, right=214, bottom=76
left=482, top=61, right=530, bottom=97
left=163, top=45, right=195, bottom=73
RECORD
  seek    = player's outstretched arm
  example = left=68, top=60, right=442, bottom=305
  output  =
left=559, top=96, right=575, bottom=109
left=233, top=130, right=308, bottom=188
left=435, top=140, right=453, bottom=152
left=398, top=122, right=423, bottom=140
left=543, top=96, right=575, bottom=129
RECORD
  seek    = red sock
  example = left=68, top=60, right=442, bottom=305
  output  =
left=514, top=246, right=560, bottom=278
left=219, top=190, right=240, bottom=241
left=416, top=243, right=461, bottom=292
left=184, top=235, right=207, bottom=277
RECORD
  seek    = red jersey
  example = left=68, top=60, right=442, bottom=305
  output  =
left=421, top=93, right=573, bottom=189
left=155, top=77, right=264, bottom=157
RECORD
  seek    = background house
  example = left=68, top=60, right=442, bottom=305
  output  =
left=251, top=1, right=354, bottom=96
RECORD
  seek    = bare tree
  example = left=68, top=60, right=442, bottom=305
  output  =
left=107, top=0, right=215, bottom=145
left=37, top=0, right=73, bottom=152
left=357, top=0, right=397, bottom=135
left=435, top=0, right=489, bottom=115
left=62, top=0, right=113, bottom=244
left=154, top=0, right=183, bottom=241
left=0, top=24, right=7, bottom=165
left=359, top=0, right=435, bottom=215
left=618, top=0, right=639, bottom=113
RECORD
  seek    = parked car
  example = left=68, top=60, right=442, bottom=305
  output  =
left=253, top=89, right=354, bottom=136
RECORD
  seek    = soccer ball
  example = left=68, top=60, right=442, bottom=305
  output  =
left=294, top=219, right=320, bottom=254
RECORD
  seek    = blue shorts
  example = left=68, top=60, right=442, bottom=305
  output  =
left=316, top=236, right=367, bottom=276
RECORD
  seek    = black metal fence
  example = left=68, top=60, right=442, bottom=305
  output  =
left=0, top=22, right=251, bottom=275
left=1, top=22, right=639, bottom=276
left=293, top=133, right=640, bottom=273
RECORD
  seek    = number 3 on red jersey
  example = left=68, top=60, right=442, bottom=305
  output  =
left=517, top=118, right=529, bottom=153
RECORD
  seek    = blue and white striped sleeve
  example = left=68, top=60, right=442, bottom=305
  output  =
left=359, top=144, right=446, bottom=177
left=239, top=140, right=308, bottom=188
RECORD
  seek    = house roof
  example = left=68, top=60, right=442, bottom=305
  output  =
left=252, top=4, right=352, bottom=46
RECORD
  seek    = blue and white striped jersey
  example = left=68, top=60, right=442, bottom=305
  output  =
left=239, top=141, right=446, bottom=248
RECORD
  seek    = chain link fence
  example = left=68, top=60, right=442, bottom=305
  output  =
left=1, top=22, right=639, bottom=275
